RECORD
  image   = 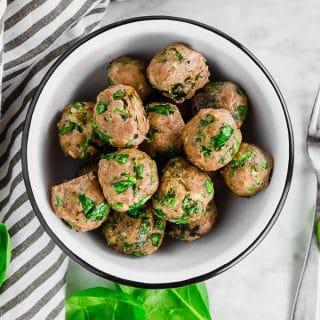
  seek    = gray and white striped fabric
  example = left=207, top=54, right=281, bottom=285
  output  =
left=0, top=1, right=110, bottom=319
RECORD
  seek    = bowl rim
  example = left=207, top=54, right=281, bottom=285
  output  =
left=21, top=15, right=294, bottom=289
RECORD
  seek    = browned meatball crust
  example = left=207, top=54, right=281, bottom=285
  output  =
left=221, top=143, right=273, bottom=197
left=107, top=56, right=151, bottom=100
left=51, top=173, right=109, bottom=232
left=182, top=109, right=242, bottom=171
left=98, top=148, right=159, bottom=212
left=147, top=43, right=210, bottom=103
left=93, top=85, right=149, bottom=148
left=58, top=101, right=102, bottom=159
left=103, top=205, right=166, bottom=256
left=168, top=201, right=217, bottom=242
left=192, top=81, right=248, bottom=128
left=152, top=157, right=214, bottom=223
left=144, top=102, right=185, bottom=156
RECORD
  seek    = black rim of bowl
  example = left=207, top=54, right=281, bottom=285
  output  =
left=21, top=15, right=294, bottom=289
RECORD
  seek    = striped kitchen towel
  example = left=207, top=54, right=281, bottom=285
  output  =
left=0, top=1, right=110, bottom=319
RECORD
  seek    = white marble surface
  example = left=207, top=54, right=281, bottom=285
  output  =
left=67, top=1, right=320, bottom=318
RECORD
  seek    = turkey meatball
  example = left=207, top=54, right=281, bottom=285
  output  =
left=103, top=204, right=166, bottom=256
left=220, top=143, right=273, bottom=197
left=144, top=102, right=185, bottom=156
left=147, top=43, right=210, bottom=103
left=192, top=81, right=248, bottom=128
left=58, top=101, right=102, bottom=159
left=182, top=109, right=242, bottom=171
left=51, top=173, right=109, bottom=232
left=168, top=201, right=217, bottom=242
left=98, top=148, right=159, bottom=212
left=107, top=56, right=151, bottom=100
left=93, top=85, right=149, bottom=148
left=152, top=157, right=214, bottom=223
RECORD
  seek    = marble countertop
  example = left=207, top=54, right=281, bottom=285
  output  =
left=67, top=1, right=320, bottom=319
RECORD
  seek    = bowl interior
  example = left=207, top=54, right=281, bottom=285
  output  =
left=25, top=18, right=291, bottom=286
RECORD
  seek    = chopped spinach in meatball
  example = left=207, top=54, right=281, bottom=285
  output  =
left=98, top=148, right=159, bottom=212
left=221, top=142, right=273, bottom=197
left=51, top=173, right=109, bottom=232
left=192, top=81, right=248, bottom=128
left=107, top=56, right=151, bottom=100
left=168, top=200, right=217, bottom=242
left=147, top=43, right=210, bottom=103
left=182, top=108, right=242, bottom=171
left=152, top=157, right=214, bottom=223
left=58, top=101, right=103, bottom=159
left=143, top=102, right=185, bottom=157
left=103, top=204, right=166, bottom=256
left=93, top=84, right=149, bottom=148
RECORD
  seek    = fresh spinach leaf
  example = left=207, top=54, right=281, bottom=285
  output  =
left=66, top=287, right=146, bottom=320
left=115, top=282, right=211, bottom=320
left=0, top=223, right=11, bottom=288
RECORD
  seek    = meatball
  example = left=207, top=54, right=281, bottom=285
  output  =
left=168, top=201, right=217, bottom=242
left=58, top=101, right=102, bottom=159
left=103, top=204, right=166, bottom=256
left=93, top=85, right=149, bottom=148
left=182, top=109, right=242, bottom=171
left=192, top=81, right=248, bottom=128
left=98, top=148, right=159, bottom=212
left=144, top=102, right=185, bottom=156
left=147, top=43, right=210, bottom=104
left=221, top=143, right=273, bottom=197
left=107, top=56, right=151, bottom=100
left=51, top=173, right=109, bottom=232
left=103, top=205, right=165, bottom=256
left=152, top=157, right=214, bottom=223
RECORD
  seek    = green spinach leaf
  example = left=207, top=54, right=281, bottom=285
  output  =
left=115, top=282, right=211, bottom=320
left=0, top=223, right=11, bottom=288
left=66, top=287, right=146, bottom=320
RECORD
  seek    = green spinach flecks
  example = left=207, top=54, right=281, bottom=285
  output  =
left=145, top=104, right=175, bottom=116
left=210, top=124, right=234, bottom=151
left=96, top=102, right=107, bottom=114
left=113, top=174, right=136, bottom=194
left=113, top=89, right=126, bottom=100
left=205, top=179, right=214, bottom=193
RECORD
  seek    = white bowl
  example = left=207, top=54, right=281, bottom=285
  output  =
left=22, top=16, right=294, bottom=288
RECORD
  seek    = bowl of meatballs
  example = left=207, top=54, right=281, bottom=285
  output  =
left=22, top=16, right=294, bottom=288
